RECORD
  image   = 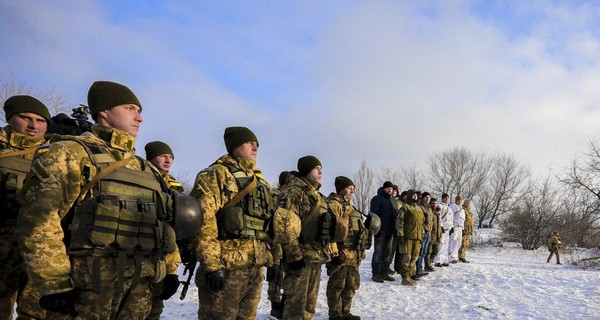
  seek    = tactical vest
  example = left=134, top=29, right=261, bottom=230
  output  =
left=217, top=164, right=276, bottom=242
left=0, top=148, right=35, bottom=225
left=338, top=204, right=371, bottom=251
left=66, top=140, right=174, bottom=257
left=299, top=188, right=333, bottom=245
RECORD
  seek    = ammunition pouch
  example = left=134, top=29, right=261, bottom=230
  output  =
left=217, top=205, right=272, bottom=242
left=357, top=229, right=373, bottom=251
left=0, top=155, right=32, bottom=225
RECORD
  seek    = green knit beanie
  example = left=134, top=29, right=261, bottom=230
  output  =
left=145, top=141, right=174, bottom=160
left=224, top=126, right=259, bottom=153
left=335, top=176, right=354, bottom=193
left=297, top=155, right=322, bottom=176
left=87, top=81, right=141, bottom=120
left=3, top=95, right=51, bottom=122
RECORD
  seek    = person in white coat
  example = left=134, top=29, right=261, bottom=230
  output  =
left=434, top=193, right=454, bottom=267
left=448, top=195, right=465, bottom=263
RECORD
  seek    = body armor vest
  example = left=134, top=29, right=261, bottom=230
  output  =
left=299, top=188, right=333, bottom=245
left=67, top=140, right=173, bottom=256
left=0, top=149, right=35, bottom=225
left=217, top=164, right=276, bottom=242
left=338, top=203, right=372, bottom=250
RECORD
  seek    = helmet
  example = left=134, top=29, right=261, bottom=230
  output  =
left=172, top=193, right=203, bottom=240
left=366, top=212, right=381, bottom=235
left=272, top=207, right=301, bottom=245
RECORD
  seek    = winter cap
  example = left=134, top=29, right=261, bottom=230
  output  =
left=3, top=95, right=51, bottom=122
left=279, top=171, right=290, bottom=187
left=224, top=126, right=258, bottom=154
left=422, top=192, right=431, bottom=198
left=335, top=176, right=355, bottom=194
left=382, top=181, right=394, bottom=189
left=392, top=185, right=399, bottom=192
left=297, top=155, right=321, bottom=176
left=88, top=81, right=141, bottom=120
left=145, top=141, right=174, bottom=161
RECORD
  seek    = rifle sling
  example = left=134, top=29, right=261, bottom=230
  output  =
left=77, top=157, right=135, bottom=201
left=0, top=147, right=37, bottom=158
left=301, top=196, right=323, bottom=231
left=223, top=175, right=258, bottom=208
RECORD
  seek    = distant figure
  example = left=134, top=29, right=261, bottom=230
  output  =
left=547, top=231, right=562, bottom=265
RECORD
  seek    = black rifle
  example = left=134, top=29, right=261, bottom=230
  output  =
left=48, top=105, right=93, bottom=135
left=179, top=251, right=198, bottom=300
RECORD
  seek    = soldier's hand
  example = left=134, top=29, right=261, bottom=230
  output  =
left=331, top=255, right=344, bottom=265
left=266, top=265, right=280, bottom=282
left=288, top=258, right=306, bottom=270
left=39, top=290, right=78, bottom=317
left=160, top=274, right=180, bottom=300
left=205, top=269, right=226, bottom=292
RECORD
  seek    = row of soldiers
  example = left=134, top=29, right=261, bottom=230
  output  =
left=0, top=81, right=378, bottom=320
left=368, top=181, right=476, bottom=285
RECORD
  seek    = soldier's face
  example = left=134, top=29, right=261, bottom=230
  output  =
left=151, top=154, right=174, bottom=172
left=306, top=165, right=322, bottom=184
left=8, top=112, right=48, bottom=139
left=340, top=185, right=355, bottom=199
left=232, top=141, right=258, bottom=161
left=98, top=104, right=143, bottom=136
left=423, top=195, right=431, bottom=204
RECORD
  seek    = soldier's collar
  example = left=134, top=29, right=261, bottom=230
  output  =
left=301, top=176, right=321, bottom=191
left=91, top=124, right=136, bottom=152
left=2, top=125, right=45, bottom=149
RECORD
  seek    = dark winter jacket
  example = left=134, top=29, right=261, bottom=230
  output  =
left=369, top=187, right=398, bottom=232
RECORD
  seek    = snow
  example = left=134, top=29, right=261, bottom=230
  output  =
left=165, top=229, right=600, bottom=319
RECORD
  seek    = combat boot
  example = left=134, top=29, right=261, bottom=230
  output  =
left=343, top=313, right=361, bottom=319
left=270, top=301, right=284, bottom=319
left=434, top=263, right=443, bottom=267
left=425, top=265, right=435, bottom=272
left=382, top=274, right=395, bottom=281
left=372, top=275, right=384, bottom=283
left=401, top=277, right=415, bottom=286
left=459, top=258, right=469, bottom=263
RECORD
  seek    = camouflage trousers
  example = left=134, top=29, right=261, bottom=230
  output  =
left=145, top=279, right=165, bottom=320
left=426, top=242, right=439, bottom=268
left=46, top=255, right=156, bottom=320
left=400, top=239, right=421, bottom=278
left=547, top=249, right=560, bottom=264
left=458, top=234, right=471, bottom=259
left=325, top=259, right=360, bottom=318
left=195, top=265, right=264, bottom=320
left=282, top=262, right=323, bottom=320
left=0, top=225, right=45, bottom=320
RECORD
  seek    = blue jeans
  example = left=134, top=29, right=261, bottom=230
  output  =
left=371, top=228, right=394, bottom=276
left=416, top=233, right=430, bottom=273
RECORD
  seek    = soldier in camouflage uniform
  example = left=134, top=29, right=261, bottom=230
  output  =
left=18, top=81, right=179, bottom=319
left=395, top=189, right=424, bottom=286
left=326, top=176, right=368, bottom=320
left=459, top=199, right=475, bottom=263
left=190, top=126, right=283, bottom=319
left=144, top=141, right=183, bottom=320
left=0, top=95, right=50, bottom=320
left=547, top=231, right=561, bottom=264
left=425, top=198, right=442, bottom=272
left=278, top=156, right=348, bottom=320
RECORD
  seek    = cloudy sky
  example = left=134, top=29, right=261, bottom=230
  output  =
left=2, top=0, right=600, bottom=192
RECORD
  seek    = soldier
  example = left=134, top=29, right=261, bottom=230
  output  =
left=326, top=176, right=370, bottom=320
left=425, top=198, right=442, bottom=272
left=395, top=189, right=424, bottom=286
left=448, top=195, right=465, bottom=263
left=190, top=127, right=290, bottom=319
left=387, top=185, right=402, bottom=274
left=0, top=95, right=50, bottom=320
left=18, top=81, right=180, bottom=318
left=144, top=141, right=184, bottom=320
left=415, top=192, right=432, bottom=278
left=547, top=231, right=561, bottom=264
left=434, top=193, right=453, bottom=267
left=369, top=181, right=397, bottom=283
left=458, top=199, right=475, bottom=263
left=279, top=156, right=348, bottom=320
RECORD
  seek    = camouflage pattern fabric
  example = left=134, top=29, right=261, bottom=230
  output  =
left=17, top=124, right=171, bottom=318
left=396, top=201, right=424, bottom=278
left=400, top=239, right=421, bottom=278
left=267, top=244, right=284, bottom=303
left=282, top=262, right=323, bottom=320
left=459, top=207, right=475, bottom=260
left=0, top=126, right=47, bottom=319
left=189, top=154, right=276, bottom=319
left=195, top=265, right=264, bottom=320
left=458, top=233, right=471, bottom=260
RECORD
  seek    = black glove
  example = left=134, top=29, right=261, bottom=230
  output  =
left=331, top=255, right=344, bottom=265
left=449, top=228, right=454, bottom=235
left=205, top=269, right=225, bottom=292
left=288, top=258, right=306, bottom=270
left=160, top=274, right=180, bottom=300
left=39, top=290, right=78, bottom=317
left=266, top=265, right=280, bottom=282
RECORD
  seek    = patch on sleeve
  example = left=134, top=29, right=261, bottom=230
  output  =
left=32, top=161, right=51, bottom=181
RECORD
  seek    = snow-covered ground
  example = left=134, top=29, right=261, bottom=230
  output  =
left=164, top=229, right=600, bottom=319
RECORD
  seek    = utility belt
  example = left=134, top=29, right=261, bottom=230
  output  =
left=217, top=205, right=272, bottom=242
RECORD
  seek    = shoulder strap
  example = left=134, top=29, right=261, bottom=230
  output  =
left=301, top=194, right=323, bottom=230
left=0, top=147, right=37, bottom=159
left=223, top=175, right=257, bottom=208
left=343, top=204, right=354, bottom=220
left=77, top=157, right=135, bottom=201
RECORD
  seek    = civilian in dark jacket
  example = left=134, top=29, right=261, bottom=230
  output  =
left=370, top=181, right=397, bottom=282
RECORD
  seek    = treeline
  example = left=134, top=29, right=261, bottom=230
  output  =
left=353, top=145, right=600, bottom=250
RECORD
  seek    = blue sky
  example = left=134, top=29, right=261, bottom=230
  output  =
left=2, top=0, right=600, bottom=192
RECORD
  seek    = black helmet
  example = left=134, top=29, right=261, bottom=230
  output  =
left=172, top=193, right=203, bottom=240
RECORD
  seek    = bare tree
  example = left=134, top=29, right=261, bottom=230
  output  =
left=558, top=187, right=600, bottom=248
left=172, top=169, right=195, bottom=193
left=377, top=166, right=402, bottom=188
left=559, top=139, right=600, bottom=200
left=399, top=163, right=423, bottom=191
left=353, top=160, right=374, bottom=215
left=475, top=154, right=530, bottom=228
left=0, top=77, right=69, bottom=124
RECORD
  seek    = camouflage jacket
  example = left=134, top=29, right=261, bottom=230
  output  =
left=419, top=202, right=433, bottom=234
left=430, top=211, right=442, bottom=244
left=278, top=174, right=334, bottom=264
left=327, top=192, right=363, bottom=264
left=159, top=170, right=185, bottom=193
left=17, top=124, right=178, bottom=295
left=548, top=234, right=561, bottom=250
left=463, top=206, right=475, bottom=236
left=190, top=154, right=274, bottom=273
left=395, top=201, right=424, bottom=241
left=158, top=169, right=184, bottom=273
